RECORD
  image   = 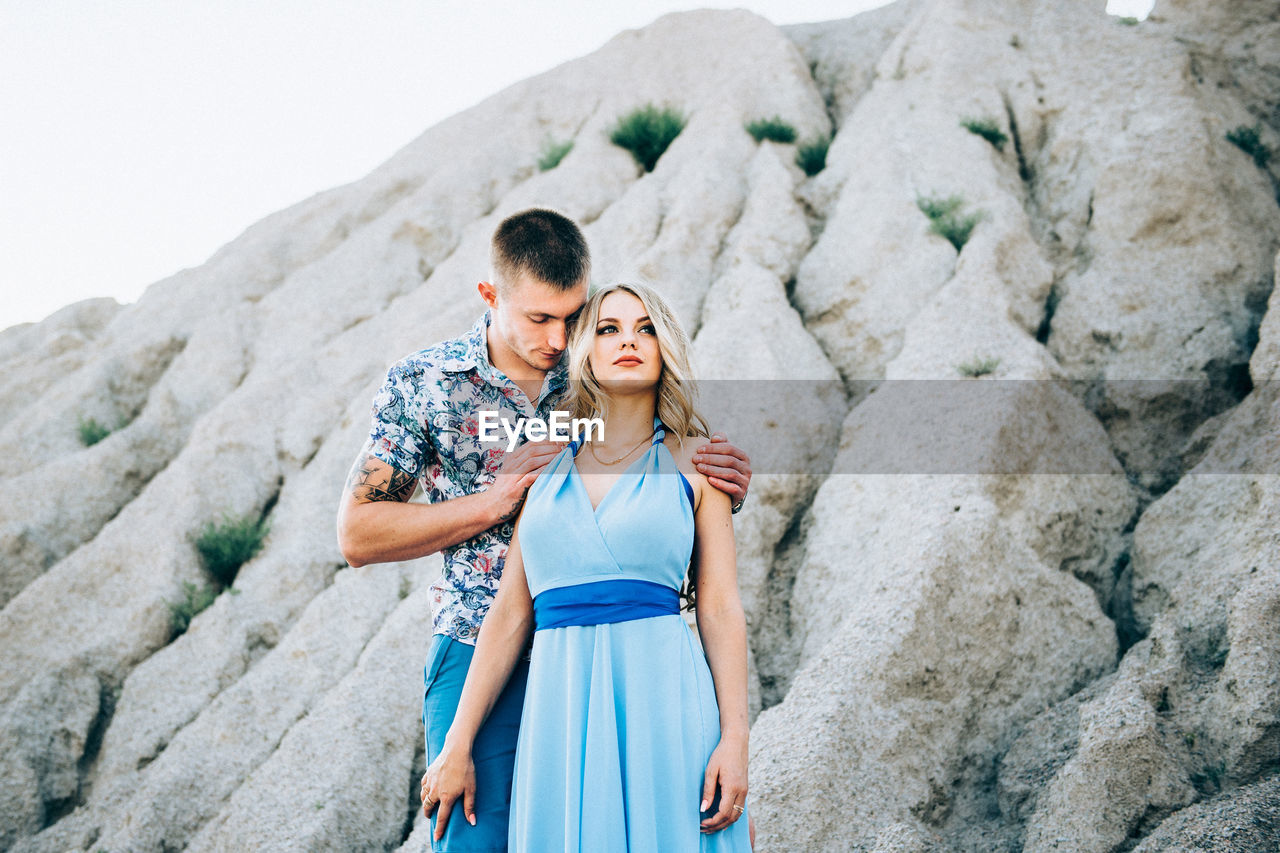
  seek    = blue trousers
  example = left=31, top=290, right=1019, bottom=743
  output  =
left=422, top=633, right=530, bottom=852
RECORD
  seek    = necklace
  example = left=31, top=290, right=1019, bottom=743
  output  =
left=587, top=429, right=656, bottom=466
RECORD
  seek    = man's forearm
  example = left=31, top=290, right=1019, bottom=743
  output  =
left=339, top=490, right=502, bottom=567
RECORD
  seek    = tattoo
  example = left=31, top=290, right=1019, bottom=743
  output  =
left=346, top=454, right=417, bottom=503
left=496, top=486, right=529, bottom=522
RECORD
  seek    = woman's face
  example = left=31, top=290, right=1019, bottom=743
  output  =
left=588, top=290, right=662, bottom=393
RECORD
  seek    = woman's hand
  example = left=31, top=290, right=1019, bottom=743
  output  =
left=421, top=742, right=477, bottom=840
left=699, top=733, right=749, bottom=834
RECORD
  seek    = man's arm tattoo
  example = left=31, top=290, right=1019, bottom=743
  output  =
left=496, top=486, right=530, bottom=523
left=346, top=454, right=417, bottom=503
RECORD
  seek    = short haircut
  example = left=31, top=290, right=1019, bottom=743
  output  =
left=490, top=208, right=590, bottom=293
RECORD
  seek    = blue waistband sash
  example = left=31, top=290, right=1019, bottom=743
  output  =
left=533, top=578, right=680, bottom=631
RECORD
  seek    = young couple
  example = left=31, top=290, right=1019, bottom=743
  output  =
left=337, top=208, right=755, bottom=852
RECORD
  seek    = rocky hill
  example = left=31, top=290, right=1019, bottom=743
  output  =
left=1, top=1, right=1277, bottom=850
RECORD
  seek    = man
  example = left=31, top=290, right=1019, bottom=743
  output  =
left=336, top=208, right=752, bottom=851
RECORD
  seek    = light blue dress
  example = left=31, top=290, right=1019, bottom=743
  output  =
left=508, top=416, right=752, bottom=852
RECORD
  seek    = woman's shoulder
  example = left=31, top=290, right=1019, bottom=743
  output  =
left=662, top=433, right=711, bottom=497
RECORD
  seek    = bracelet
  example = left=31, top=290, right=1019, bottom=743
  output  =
left=731, top=495, right=746, bottom=514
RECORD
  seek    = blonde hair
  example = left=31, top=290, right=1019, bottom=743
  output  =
left=562, top=281, right=711, bottom=444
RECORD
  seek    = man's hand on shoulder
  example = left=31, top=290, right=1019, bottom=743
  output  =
left=334, top=436, right=562, bottom=569
left=487, top=440, right=562, bottom=522
left=693, top=432, right=751, bottom=513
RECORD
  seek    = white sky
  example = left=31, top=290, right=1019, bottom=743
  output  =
left=1, top=0, right=1152, bottom=333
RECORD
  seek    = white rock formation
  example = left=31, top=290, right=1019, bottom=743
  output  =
left=2, top=2, right=1277, bottom=852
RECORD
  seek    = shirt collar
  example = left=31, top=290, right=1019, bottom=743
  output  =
left=544, top=351, right=568, bottom=398
left=443, top=309, right=570, bottom=401
left=439, top=310, right=493, bottom=374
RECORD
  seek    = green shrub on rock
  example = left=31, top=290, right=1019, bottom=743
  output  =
left=537, top=137, right=574, bottom=172
left=916, top=193, right=986, bottom=251
left=610, top=104, right=686, bottom=172
left=77, top=415, right=112, bottom=446
left=746, top=116, right=797, bottom=144
left=169, top=580, right=218, bottom=638
left=957, top=356, right=1000, bottom=377
left=195, top=511, right=270, bottom=586
left=796, top=135, right=830, bottom=176
left=1226, top=124, right=1271, bottom=169
left=960, top=116, right=1008, bottom=152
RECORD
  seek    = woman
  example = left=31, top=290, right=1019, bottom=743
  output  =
left=421, top=282, right=752, bottom=851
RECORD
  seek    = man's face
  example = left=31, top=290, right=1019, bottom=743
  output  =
left=484, top=272, right=588, bottom=374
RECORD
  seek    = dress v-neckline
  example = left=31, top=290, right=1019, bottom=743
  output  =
left=569, top=442, right=655, bottom=516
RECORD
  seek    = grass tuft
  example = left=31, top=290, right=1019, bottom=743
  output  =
left=195, top=512, right=270, bottom=587
left=537, top=137, right=574, bottom=172
left=960, top=116, right=1008, bottom=152
left=77, top=415, right=112, bottom=446
left=917, top=194, right=962, bottom=220
left=169, top=580, right=218, bottom=638
left=1117, top=15, right=1139, bottom=25
left=957, top=356, right=1000, bottom=377
left=796, top=135, right=830, bottom=176
left=1226, top=124, right=1271, bottom=169
left=609, top=104, right=686, bottom=172
left=917, top=193, right=986, bottom=251
left=746, top=116, right=797, bottom=144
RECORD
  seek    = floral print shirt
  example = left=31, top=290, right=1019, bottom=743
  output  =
left=365, top=309, right=568, bottom=645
